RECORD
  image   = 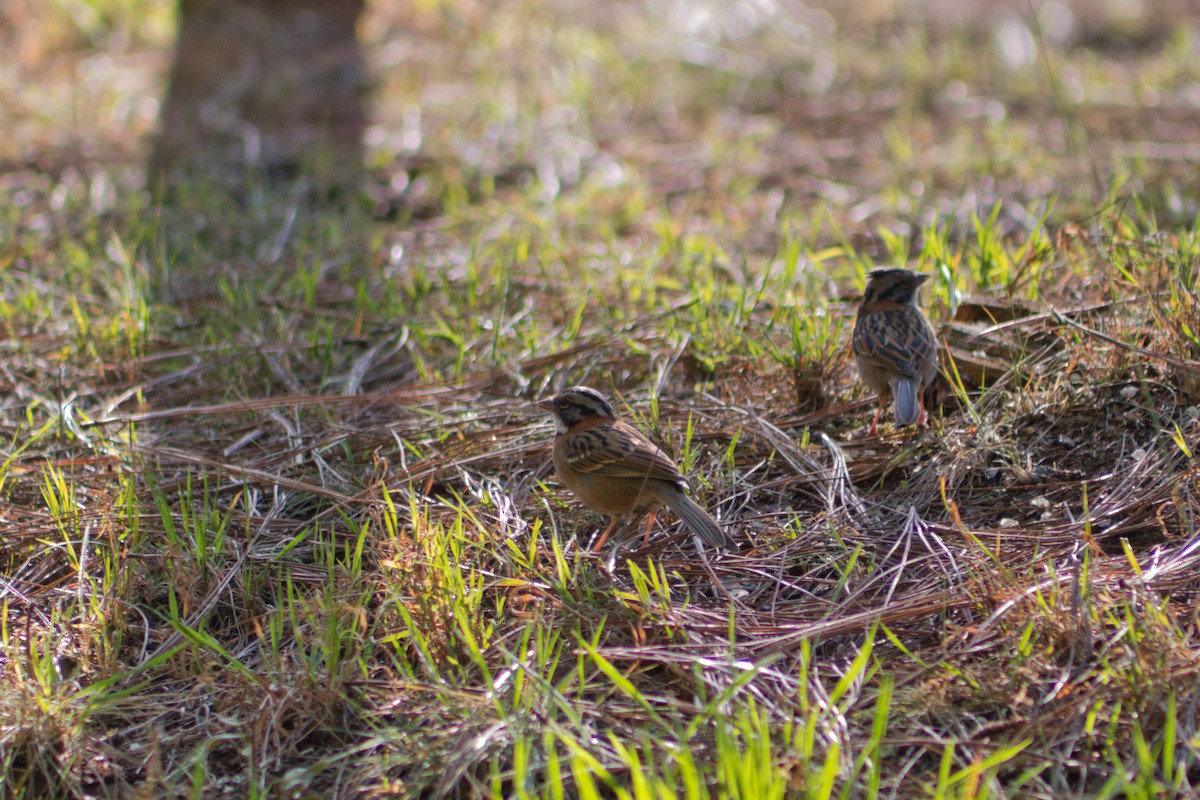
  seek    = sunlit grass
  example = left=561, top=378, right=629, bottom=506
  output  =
left=2, top=0, right=1200, bottom=797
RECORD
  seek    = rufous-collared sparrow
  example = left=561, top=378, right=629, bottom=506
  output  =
left=537, top=386, right=738, bottom=551
left=852, top=268, right=939, bottom=436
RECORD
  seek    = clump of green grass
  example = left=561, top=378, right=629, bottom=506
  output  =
left=3, top=1, right=1200, bottom=798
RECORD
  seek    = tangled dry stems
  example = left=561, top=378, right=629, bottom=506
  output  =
left=3, top=246, right=1199, bottom=796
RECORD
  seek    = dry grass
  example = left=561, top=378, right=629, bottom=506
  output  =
left=2, top=0, right=1200, bottom=797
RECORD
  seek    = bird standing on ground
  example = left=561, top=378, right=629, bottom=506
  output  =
left=537, top=386, right=738, bottom=552
left=852, top=268, right=940, bottom=436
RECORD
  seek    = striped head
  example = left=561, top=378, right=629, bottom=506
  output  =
left=536, top=386, right=617, bottom=434
left=861, top=268, right=930, bottom=308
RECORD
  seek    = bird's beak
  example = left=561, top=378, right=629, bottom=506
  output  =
left=534, top=398, right=554, bottom=412
left=915, top=273, right=932, bottom=285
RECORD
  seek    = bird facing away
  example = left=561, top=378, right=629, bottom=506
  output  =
left=537, top=386, right=738, bottom=552
left=852, top=268, right=939, bottom=436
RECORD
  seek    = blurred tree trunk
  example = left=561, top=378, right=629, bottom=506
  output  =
left=149, top=0, right=367, bottom=195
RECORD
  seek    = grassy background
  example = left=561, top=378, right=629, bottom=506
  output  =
left=2, top=0, right=1200, bottom=797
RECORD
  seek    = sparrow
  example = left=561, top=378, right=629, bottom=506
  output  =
left=537, top=386, right=738, bottom=552
left=852, top=267, right=939, bottom=436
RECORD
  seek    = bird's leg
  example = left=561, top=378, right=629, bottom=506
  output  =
left=591, top=517, right=619, bottom=552
left=868, top=402, right=884, bottom=437
left=641, top=510, right=658, bottom=546
left=916, top=388, right=936, bottom=431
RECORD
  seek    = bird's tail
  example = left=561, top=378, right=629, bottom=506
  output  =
left=657, top=484, right=738, bottom=551
left=890, top=375, right=922, bottom=426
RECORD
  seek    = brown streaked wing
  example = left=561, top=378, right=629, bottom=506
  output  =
left=853, top=307, right=934, bottom=376
left=562, top=421, right=684, bottom=482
